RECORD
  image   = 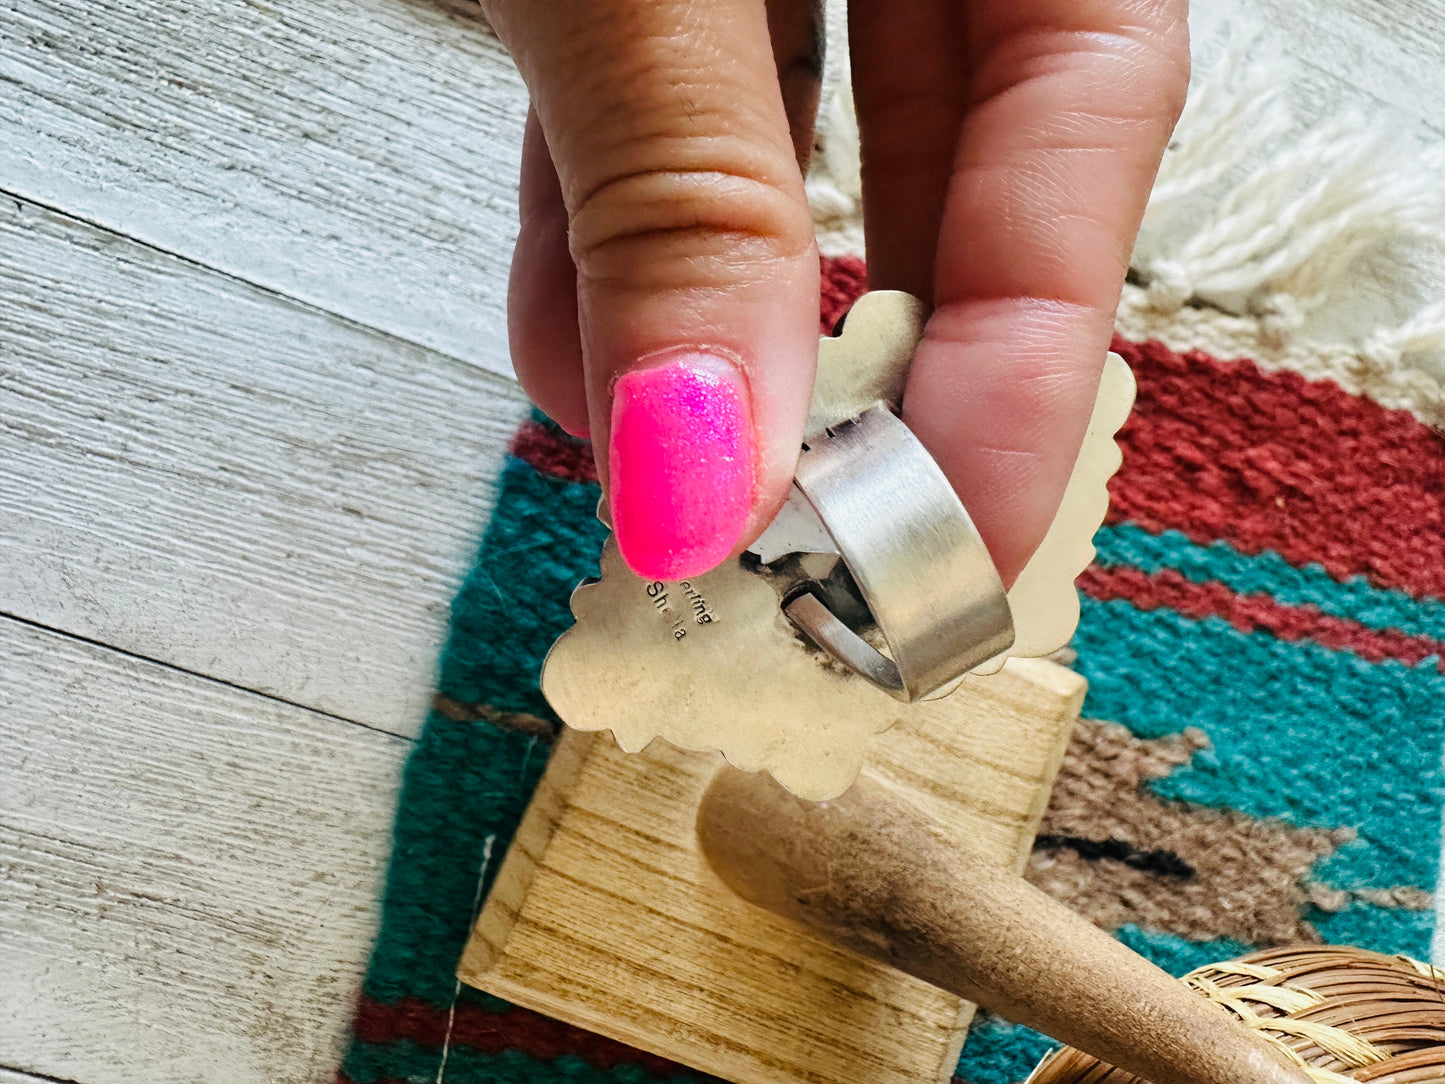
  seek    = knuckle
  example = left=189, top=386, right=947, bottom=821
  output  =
left=1126, top=4, right=1193, bottom=122
left=567, top=163, right=814, bottom=289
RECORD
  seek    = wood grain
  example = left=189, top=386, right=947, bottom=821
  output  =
left=0, top=0, right=528, bottom=377
left=0, top=617, right=409, bottom=1084
left=460, top=659, right=1086, bottom=1084
left=0, top=197, right=528, bottom=738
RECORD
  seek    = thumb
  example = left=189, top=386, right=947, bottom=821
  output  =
left=487, top=0, right=819, bottom=581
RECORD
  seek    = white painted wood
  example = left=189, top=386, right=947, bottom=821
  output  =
left=0, top=197, right=530, bottom=739
left=0, top=0, right=529, bottom=378
left=1235, top=0, right=1445, bottom=137
left=0, top=618, right=409, bottom=1084
left=0, top=1071, right=58, bottom=1084
left=4, top=0, right=1442, bottom=385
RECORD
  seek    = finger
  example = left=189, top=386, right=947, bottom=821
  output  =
left=510, top=1, right=823, bottom=439
left=847, top=2, right=970, bottom=299
left=485, top=0, right=820, bottom=581
left=856, top=0, right=1189, bottom=583
left=509, top=110, right=589, bottom=438
left=767, top=0, right=826, bottom=172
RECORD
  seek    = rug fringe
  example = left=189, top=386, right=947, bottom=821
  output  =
left=805, top=74, right=863, bottom=259
left=1134, top=29, right=1445, bottom=342
left=804, top=19, right=1445, bottom=413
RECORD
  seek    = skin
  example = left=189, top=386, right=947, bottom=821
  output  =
left=487, top=0, right=1190, bottom=584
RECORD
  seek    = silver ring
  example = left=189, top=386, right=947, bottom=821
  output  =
left=783, top=405, right=1014, bottom=701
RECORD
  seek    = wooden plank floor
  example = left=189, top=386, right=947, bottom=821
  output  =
left=2, top=0, right=528, bottom=378
left=1, top=196, right=526, bottom=738
left=2, top=6, right=531, bottom=1076
left=1, top=622, right=408, bottom=1083
left=2, top=0, right=1441, bottom=1082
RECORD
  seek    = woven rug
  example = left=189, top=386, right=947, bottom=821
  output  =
left=334, top=251, right=1444, bottom=1084
left=338, top=22, right=1445, bottom=1079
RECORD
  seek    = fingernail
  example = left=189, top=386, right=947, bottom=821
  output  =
left=609, top=351, right=755, bottom=580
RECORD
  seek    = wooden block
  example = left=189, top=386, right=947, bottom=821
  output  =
left=458, top=657, right=1086, bottom=1084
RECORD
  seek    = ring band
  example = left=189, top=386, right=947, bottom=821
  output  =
left=784, top=404, right=1014, bottom=701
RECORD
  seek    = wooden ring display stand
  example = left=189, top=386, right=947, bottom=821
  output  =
left=460, top=658, right=1091, bottom=1084
left=457, top=658, right=1315, bottom=1084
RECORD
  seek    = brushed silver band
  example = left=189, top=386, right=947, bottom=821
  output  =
left=784, top=404, right=1014, bottom=701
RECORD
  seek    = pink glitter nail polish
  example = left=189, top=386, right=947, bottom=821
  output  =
left=609, top=352, right=755, bottom=581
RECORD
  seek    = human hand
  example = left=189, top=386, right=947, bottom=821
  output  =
left=485, top=0, right=1189, bottom=584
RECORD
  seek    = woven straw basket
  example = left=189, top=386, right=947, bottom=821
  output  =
left=1027, top=946, right=1445, bottom=1083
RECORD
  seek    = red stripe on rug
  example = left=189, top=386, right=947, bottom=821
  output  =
left=1081, top=564, right=1445, bottom=670
left=511, top=262, right=1445, bottom=603
left=352, top=996, right=703, bottom=1078
left=511, top=419, right=598, bottom=484
left=820, top=254, right=867, bottom=334
left=1109, top=336, right=1445, bottom=600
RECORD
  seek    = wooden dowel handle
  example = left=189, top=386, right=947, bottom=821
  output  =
left=697, top=767, right=1311, bottom=1084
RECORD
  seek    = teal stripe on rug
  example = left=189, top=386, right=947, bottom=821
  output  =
left=360, top=709, right=551, bottom=1006
left=1113, top=925, right=1254, bottom=974
left=1311, top=898, right=1437, bottom=959
left=1072, top=597, right=1443, bottom=945
left=361, top=458, right=605, bottom=1007
left=1093, top=524, right=1445, bottom=638
left=343, top=1039, right=695, bottom=1084
left=439, top=457, right=606, bottom=717
left=955, top=1016, right=1059, bottom=1084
